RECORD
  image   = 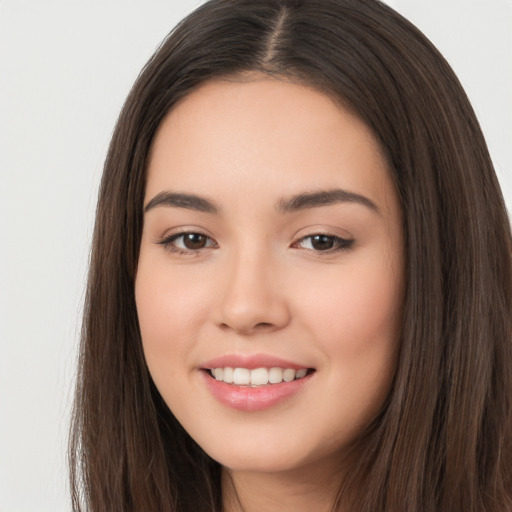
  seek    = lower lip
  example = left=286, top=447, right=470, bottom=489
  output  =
left=201, top=371, right=313, bottom=412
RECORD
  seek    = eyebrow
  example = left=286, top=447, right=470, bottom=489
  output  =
left=144, top=191, right=220, bottom=214
left=144, top=188, right=380, bottom=215
left=277, top=188, right=380, bottom=215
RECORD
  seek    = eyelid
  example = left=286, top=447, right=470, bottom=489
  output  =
left=290, top=226, right=355, bottom=254
left=293, top=234, right=355, bottom=253
left=154, top=225, right=355, bottom=255
left=156, top=227, right=218, bottom=255
left=156, top=225, right=216, bottom=241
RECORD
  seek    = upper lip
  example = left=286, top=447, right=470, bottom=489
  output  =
left=201, top=353, right=312, bottom=370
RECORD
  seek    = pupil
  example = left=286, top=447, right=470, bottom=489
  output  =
left=312, top=235, right=334, bottom=250
left=184, top=233, right=206, bottom=249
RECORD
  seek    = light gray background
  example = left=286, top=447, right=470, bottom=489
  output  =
left=1, top=1, right=510, bottom=511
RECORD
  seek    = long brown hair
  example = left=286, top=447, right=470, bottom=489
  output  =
left=69, top=0, right=512, bottom=510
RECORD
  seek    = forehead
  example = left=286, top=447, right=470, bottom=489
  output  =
left=145, top=77, right=396, bottom=213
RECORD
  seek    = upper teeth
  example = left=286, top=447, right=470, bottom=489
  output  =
left=211, top=367, right=308, bottom=386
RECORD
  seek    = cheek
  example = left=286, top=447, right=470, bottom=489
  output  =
left=296, top=254, right=402, bottom=403
left=136, top=259, right=212, bottom=337
left=134, top=260, right=214, bottom=386
left=302, top=260, right=402, bottom=342
left=135, top=264, right=211, bottom=418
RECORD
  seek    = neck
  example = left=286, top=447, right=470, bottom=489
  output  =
left=221, top=461, right=345, bottom=512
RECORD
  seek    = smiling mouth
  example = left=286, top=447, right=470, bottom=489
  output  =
left=206, top=367, right=315, bottom=387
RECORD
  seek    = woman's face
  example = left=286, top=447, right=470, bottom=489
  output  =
left=136, top=77, right=404, bottom=476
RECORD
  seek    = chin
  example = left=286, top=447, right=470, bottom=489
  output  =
left=194, top=426, right=351, bottom=477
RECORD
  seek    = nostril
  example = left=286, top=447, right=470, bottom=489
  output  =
left=255, top=322, right=273, bottom=328
left=218, top=320, right=278, bottom=335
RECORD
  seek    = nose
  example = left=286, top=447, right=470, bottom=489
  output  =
left=214, top=248, right=291, bottom=335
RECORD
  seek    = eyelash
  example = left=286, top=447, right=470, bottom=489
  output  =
left=157, top=231, right=355, bottom=255
left=293, top=234, right=355, bottom=253
left=157, top=231, right=218, bottom=255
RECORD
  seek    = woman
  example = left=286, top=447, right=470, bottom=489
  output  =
left=69, top=0, right=512, bottom=510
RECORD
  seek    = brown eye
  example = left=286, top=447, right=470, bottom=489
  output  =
left=182, top=233, right=208, bottom=249
left=159, top=231, right=217, bottom=254
left=296, top=234, right=355, bottom=252
left=310, top=234, right=335, bottom=251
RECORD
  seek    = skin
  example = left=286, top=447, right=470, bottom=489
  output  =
left=135, top=76, right=404, bottom=512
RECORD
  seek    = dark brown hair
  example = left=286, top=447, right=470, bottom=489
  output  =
left=69, top=0, right=512, bottom=510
